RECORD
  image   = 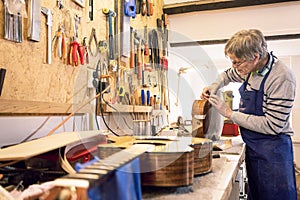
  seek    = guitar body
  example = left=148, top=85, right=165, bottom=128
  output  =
left=192, top=99, right=211, bottom=138
left=140, top=150, right=194, bottom=187
left=191, top=137, right=212, bottom=175
left=98, top=136, right=212, bottom=187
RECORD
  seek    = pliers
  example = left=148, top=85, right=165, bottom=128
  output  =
left=69, top=36, right=89, bottom=66
left=53, top=26, right=67, bottom=60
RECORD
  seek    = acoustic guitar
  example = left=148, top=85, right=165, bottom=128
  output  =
left=42, top=144, right=154, bottom=200
left=98, top=135, right=212, bottom=187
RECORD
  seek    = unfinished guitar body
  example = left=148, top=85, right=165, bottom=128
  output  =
left=192, top=99, right=211, bottom=138
left=191, top=137, right=212, bottom=175
left=98, top=135, right=212, bottom=186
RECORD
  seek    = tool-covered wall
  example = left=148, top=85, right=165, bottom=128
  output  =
left=0, top=0, right=167, bottom=116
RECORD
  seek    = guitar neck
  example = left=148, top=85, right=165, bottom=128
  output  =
left=54, top=144, right=154, bottom=189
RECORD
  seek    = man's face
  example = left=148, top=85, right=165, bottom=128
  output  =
left=227, top=53, right=257, bottom=76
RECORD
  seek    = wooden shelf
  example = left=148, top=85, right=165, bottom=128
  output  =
left=100, top=104, right=153, bottom=113
left=0, top=99, right=93, bottom=115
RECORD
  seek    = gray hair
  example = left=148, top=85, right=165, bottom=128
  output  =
left=224, top=29, right=268, bottom=61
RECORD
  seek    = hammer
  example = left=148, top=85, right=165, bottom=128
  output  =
left=102, top=8, right=116, bottom=61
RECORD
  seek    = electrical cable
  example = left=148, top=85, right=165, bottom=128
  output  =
left=99, top=92, right=120, bottom=137
left=47, top=75, right=112, bottom=136
left=94, top=59, right=101, bottom=130
left=20, top=116, right=51, bottom=143
left=102, top=97, right=133, bottom=131
left=102, top=97, right=120, bottom=130
left=98, top=74, right=120, bottom=136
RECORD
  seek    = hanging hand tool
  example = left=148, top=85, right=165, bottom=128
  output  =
left=161, top=56, right=168, bottom=71
left=148, top=30, right=153, bottom=68
left=141, top=0, right=147, bottom=16
left=0, top=68, right=6, bottom=96
left=146, top=0, right=150, bottom=16
left=150, top=29, right=160, bottom=69
left=41, top=7, right=53, bottom=64
left=144, top=26, right=149, bottom=56
left=128, top=74, right=134, bottom=105
left=62, top=30, right=67, bottom=60
left=149, top=0, right=154, bottom=16
left=124, top=0, right=136, bottom=18
left=141, top=42, right=145, bottom=85
left=102, top=8, right=116, bottom=61
left=147, top=90, right=150, bottom=106
left=57, top=0, right=64, bottom=9
left=78, top=43, right=85, bottom=65
left=28, top=0, right=41, bottom=41
left=56, top=30, right=63, bottom=58
left=74, top=14, right=81, bottom=39
left=137, top=36, right=142, bottom=81
left=162, top=13, right=169, bottom=56
left=130, top=27, right=135, bottom=69
left=89, top=0, right=93, bottom=21
left=99, top=40, right=108, bottom=53
left=121, top=0, right=132, bottom=56
left=53, top=26, right=67, bottom=59
left=70, top=38, right=80, bottom=66
left=118, top=86, right=125, bottom=103
left=136, top=0, right=141, bottom=14
left=134, top=31, right=139, bottom=75
left=83, top=37, right=89, bottom=64
left=88, top=28, right=98, bottom=57
left=141, top=89, right=145, bottom=105
left=70, top=38, right=85, bottom=66
left=4, top=1, right=23, bottom=43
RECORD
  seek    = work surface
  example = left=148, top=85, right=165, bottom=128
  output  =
left=142, top=136, right=245, bottom=200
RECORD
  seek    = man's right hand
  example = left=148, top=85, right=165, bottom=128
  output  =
left=201, top=87, right=210, bottom=100
left=201, top=83, right=219, bottom=100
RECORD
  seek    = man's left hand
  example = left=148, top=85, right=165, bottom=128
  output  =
left=209, top=94, right=232, bottom=118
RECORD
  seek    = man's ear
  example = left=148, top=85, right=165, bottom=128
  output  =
left=253, top=53, right=260, bottom=65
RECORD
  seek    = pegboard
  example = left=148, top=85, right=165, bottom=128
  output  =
left=0, top=0, right=165, bottom=115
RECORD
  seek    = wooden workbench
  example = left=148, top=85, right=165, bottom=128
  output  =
left=142, top=136, right=245, bottom=200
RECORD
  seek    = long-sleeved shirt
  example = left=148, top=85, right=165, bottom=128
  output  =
left=214, top=54, right=296, bottom=136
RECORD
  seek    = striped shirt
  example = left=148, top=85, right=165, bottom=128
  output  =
left=214, top=53, right=296, bottom=136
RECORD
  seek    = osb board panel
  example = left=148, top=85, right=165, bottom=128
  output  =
left=0, top=0, right=113, bottom=113
left=0, top=0, right=165, bottom=114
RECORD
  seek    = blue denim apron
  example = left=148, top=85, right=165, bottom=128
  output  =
left=238, top=58, right=297, bottom=200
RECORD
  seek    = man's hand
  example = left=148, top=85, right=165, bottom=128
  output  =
left=201, top=83, right=219, bottom=100
left=209, top=94, right=232, bottom=118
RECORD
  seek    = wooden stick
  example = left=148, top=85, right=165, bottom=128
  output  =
left=47, top=75, right=113, bottom=136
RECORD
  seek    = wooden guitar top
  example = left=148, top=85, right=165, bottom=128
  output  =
left=0, top=131, right=106, bottom=161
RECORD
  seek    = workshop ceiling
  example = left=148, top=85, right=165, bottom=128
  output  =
left=163, top=0, right=300, bottom=15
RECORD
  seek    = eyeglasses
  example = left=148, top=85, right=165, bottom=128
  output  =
left=231, top=59, right=247, bottom=67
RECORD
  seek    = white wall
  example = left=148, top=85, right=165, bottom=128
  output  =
left=168, top=1, right=300, bottom=42
left=0, top=115, right=89, bottom=148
